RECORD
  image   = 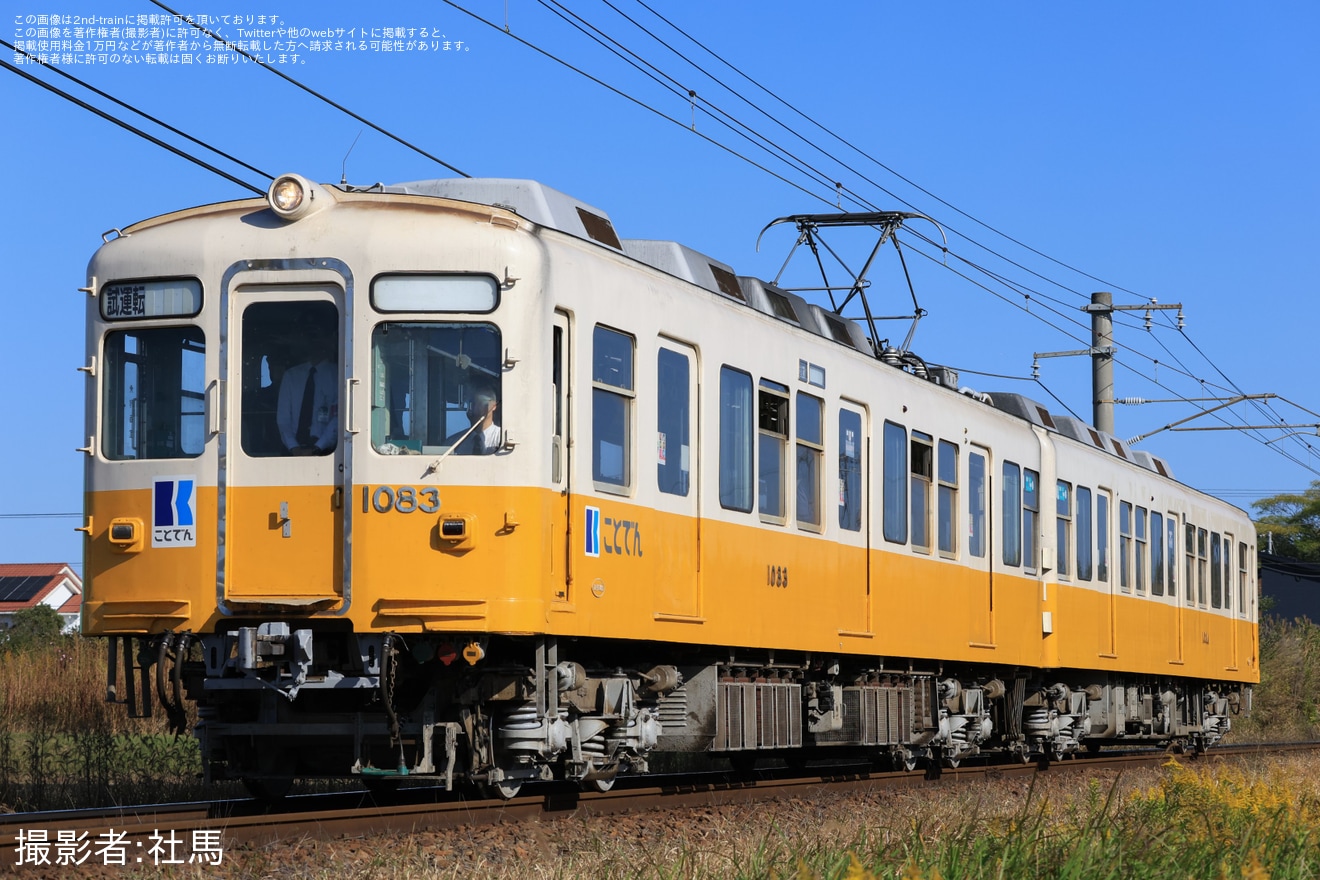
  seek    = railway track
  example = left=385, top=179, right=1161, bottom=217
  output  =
left=3, top=743, right=1312, bottom=868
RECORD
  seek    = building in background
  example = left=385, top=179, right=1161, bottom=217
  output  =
left=0, top=563, right=82, bottom=633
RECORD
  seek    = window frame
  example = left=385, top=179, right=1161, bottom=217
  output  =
left=838, top=407, right=864, bottom=533
left=937, top=440, right=959, bottom=558
left=718, top=366, right=754, bottom=513
left=591, top=325, right=636, bottom=494
left=102, top=324, right=208, bottom=461
left=795, top=392, right=824, bottom=531
left=1151, top=511, right=1165, bottom=596
left=1056, top=480, right=1072, bottom=578
left=1077, top=485, right=1093, bottom=582
left=969, top=451, right=987, bottom=559
left=1135, top=506, right=1148, bottom=595
left=1197, top=527, right=1209, bottom=607
left=910, top=431, right=934, bottom=553
left=757, top=379, right=790, bottom=524
left=1023, top=468, right=1040, bottom=573
left=1002, top=461, right=1022, bottom=567
left=656, top=346, right=691, bottom=498
left=1119, top=501, right=1132, bottom=592
left=883, top=421, right=908, bottom=545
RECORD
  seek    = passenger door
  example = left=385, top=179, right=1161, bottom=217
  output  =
left=653, top=339, right=700, bottom=618
left=223, top=288, right=344, bottom=607
left=968, top=445, right=995, bottom=647
left=552, top=311, right=573, bottom=604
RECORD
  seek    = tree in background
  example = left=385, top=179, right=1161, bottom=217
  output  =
left=1253, top=481, right=1320, bottom=561
left=0, top=604, right=65, bottom=654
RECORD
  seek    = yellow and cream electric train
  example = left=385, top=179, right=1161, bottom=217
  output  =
left=80, top=173, right=1256, bottom=797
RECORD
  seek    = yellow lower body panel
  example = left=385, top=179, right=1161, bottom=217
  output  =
left=83, top=482, right=1257, bottom=685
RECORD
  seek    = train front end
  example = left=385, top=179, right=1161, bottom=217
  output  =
left=80, top=175, right=561, bottom=794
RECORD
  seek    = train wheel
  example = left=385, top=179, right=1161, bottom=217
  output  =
left=587, top=775, right=616, bottom=793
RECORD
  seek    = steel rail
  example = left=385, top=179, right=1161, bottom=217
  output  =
left=3, top=742, right=1314, bottom=856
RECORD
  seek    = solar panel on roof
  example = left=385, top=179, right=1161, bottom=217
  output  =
left=0, top=575, right=47, bottom=603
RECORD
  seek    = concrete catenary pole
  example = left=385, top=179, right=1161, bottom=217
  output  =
left=1090, top=291, right=1114, bottom=435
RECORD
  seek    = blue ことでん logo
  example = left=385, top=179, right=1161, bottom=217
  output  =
left=152, top=477, right=197, bottom=548
left=584, top=506, right=601, bottom=557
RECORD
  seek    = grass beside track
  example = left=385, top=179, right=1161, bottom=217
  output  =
left=1, top=618, right=1318, bottom=874
left=91, top=752, right=1314, bottom=880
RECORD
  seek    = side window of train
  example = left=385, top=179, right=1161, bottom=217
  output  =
left=657, top=347, right=690, bottom=497
left=1076, top=486, right=1093, bottom=581
left=937, top=440, right=958, bottom=557
left=882, top=422, right=908, bottom=545
left=1151, top=511, right=1165, bottom=596
left=1135, top=507, right=1148, bottom=594
left=1002, top=461, right=1022, bottom=567
left=718, top=366, right=753, bottom=512
left=1197, top=527, right=1209, bottom=606
left=1222, top=533, right=1233, bottom=612
left=369, top=320, right=501, bottom=457
left=1237, top=541, right=1249, bottom=617
left=102, top=326, right=206, bottom=460
left=552, top=324, right=564, bottom=484
left=1184, top=522, right=1196, bottom=606
left=1055, top=481, right=1072, bottom=578
left=1210, top=531, right=1223, bottom=609
left=1166, top=514, right=1178, bottom=600
left=910, top=432, right=934, bottom=552
left=757, top=380, right=790, bottom=523
left=838, top=408, right=863, bottom=532
left=592, top=326, right=634, bottom=492
left=968, top=451, right=987, bottom=558
left=795, top=393, right=823, bottom=530
left=1023, top=468, right=1040, bottom=572
left=1119, top=501, right=1133, bottom=592
left=1095, top=491, right=1109, bottom=583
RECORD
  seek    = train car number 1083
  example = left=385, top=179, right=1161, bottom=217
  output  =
left=362, top=485, right=441, bottom=514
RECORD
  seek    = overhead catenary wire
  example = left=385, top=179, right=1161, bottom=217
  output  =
left=2, top=39, right=274, bottom=184
left=14, top=1, right=1318, bottom=486
left=617, top=0, right=1140, bottom=303
left=576, top=0, right=1320, bottom=477
left=1, top=56, right=266, bottom=195
left=146, top=0, right=472, bottom=179
left=443, top=0, right=828, bottom=204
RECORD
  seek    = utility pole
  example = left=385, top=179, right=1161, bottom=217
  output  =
left=1035, top=293, right=1183, bottom=435
left=1088, top=292, right=1115, bottom=434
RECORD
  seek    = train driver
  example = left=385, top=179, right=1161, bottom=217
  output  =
left=444, top=384, right=501, bottom=455
left=277, top=322, right=339, bottom=456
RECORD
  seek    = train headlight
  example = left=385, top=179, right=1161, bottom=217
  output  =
left=266, top=173, right=327, bottom=222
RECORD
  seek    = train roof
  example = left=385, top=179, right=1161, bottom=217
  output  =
left=386, top=178, right=626, bottom=250
left=380, top=177, right=1179, bottom=481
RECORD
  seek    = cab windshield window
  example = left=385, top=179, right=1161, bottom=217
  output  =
left=102, top=326, right=205, bottom=460
left=371, top=322, right=503, bottom=455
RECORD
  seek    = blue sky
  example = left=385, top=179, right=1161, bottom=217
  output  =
left=3, top=1, right=1318, bottom=571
